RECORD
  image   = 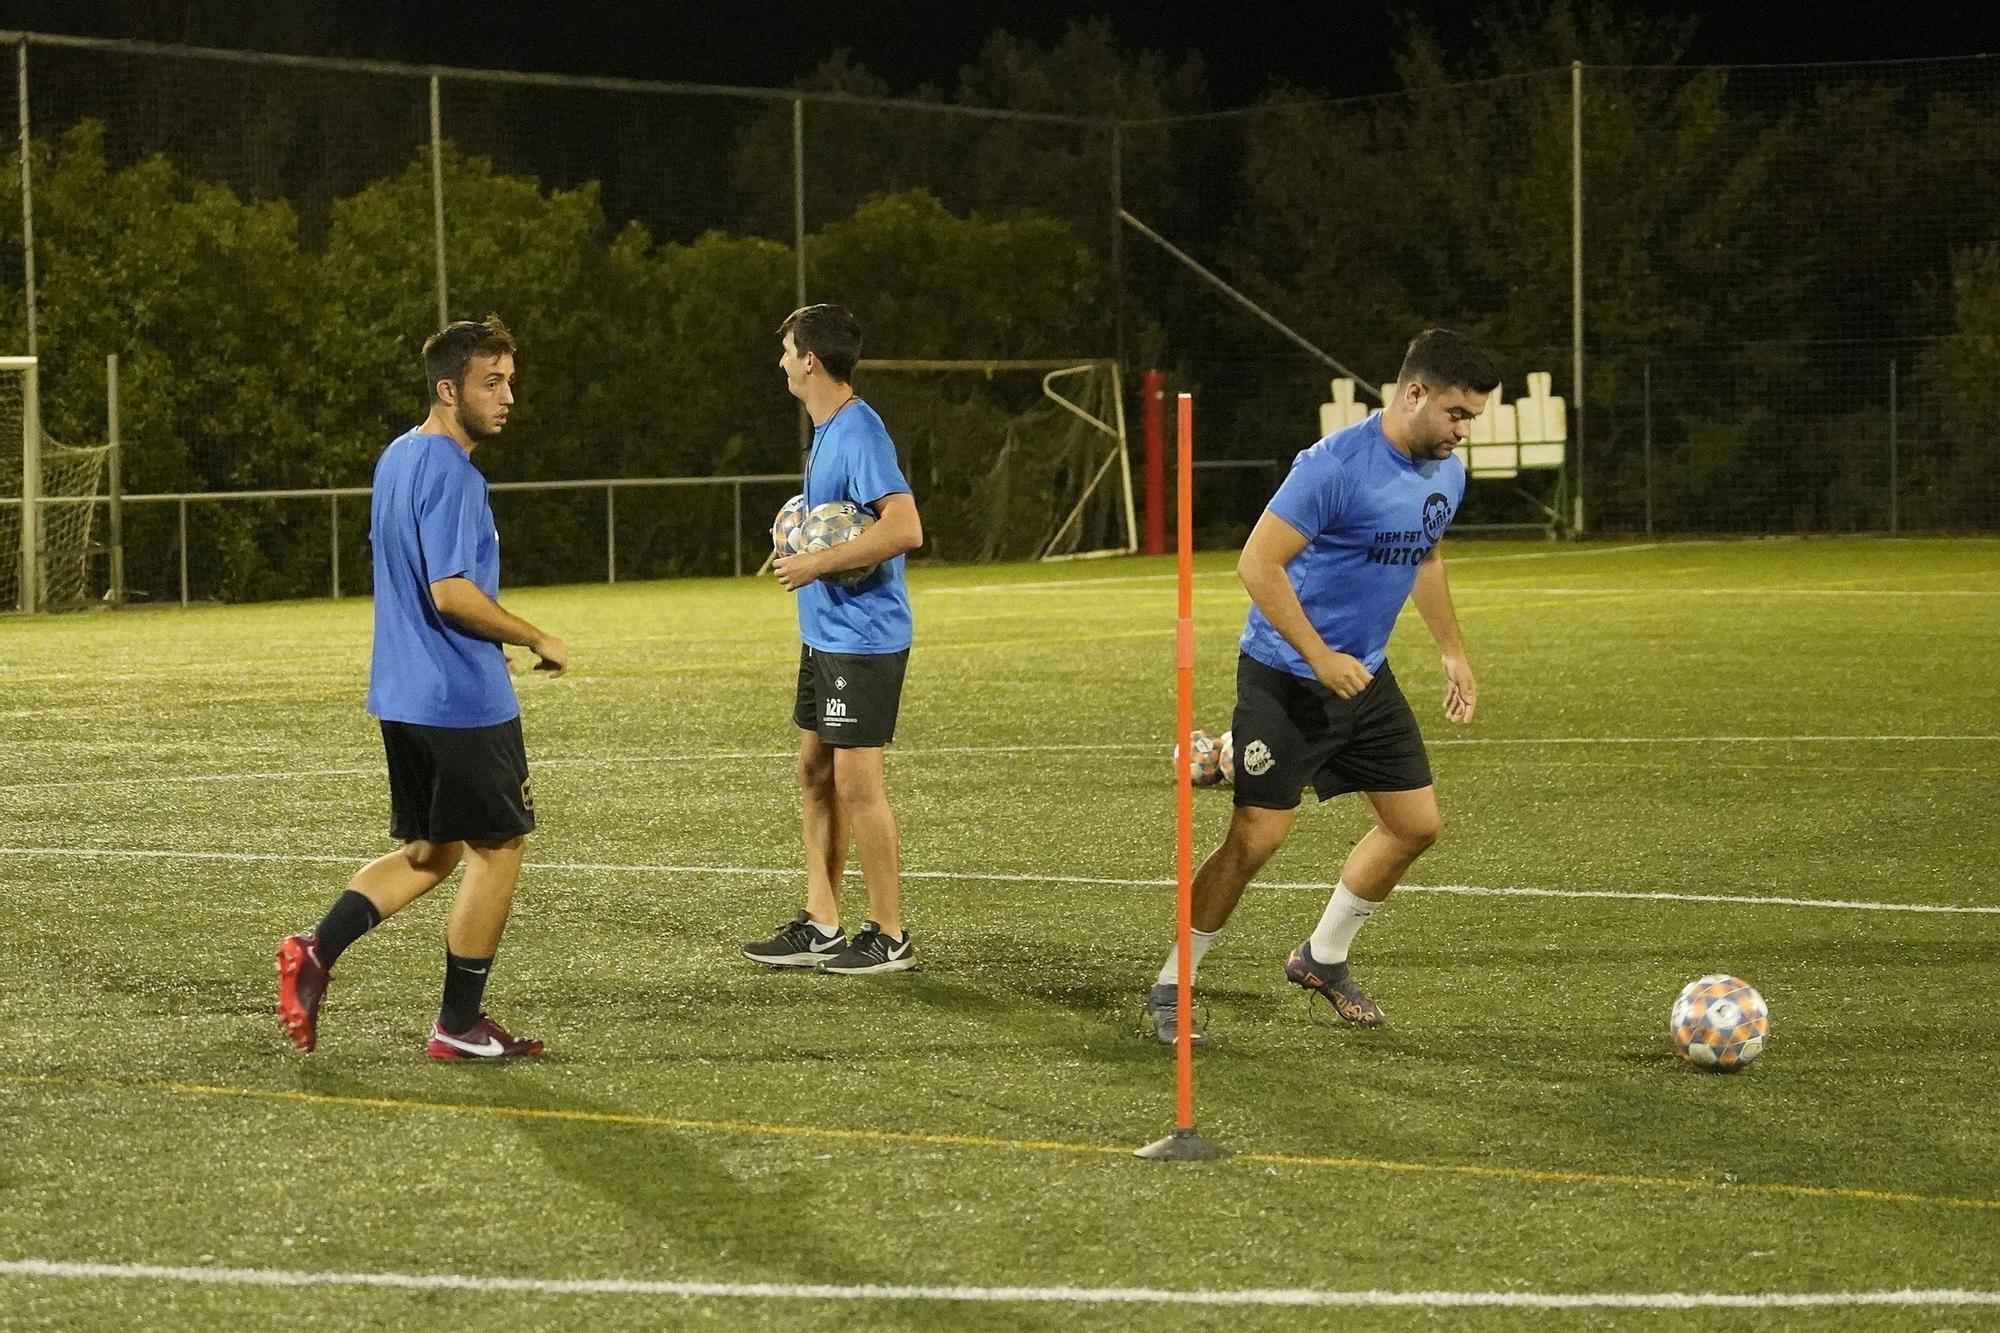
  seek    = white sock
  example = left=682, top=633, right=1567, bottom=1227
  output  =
left=808, top=917, right=841, bottom=939
left=1308, top=883, right=1377, bottom=964
left=1156, top=928, right=1220, bottom=987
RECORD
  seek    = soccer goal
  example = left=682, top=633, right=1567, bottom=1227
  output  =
left=854, top=359, right=1137, bottom=563
left=0, top=356, right=118, bottom=612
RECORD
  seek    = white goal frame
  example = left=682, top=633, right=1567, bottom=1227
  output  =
left=859, top=358, right=1138, bottom=562
left=2, top=356, right=40, bottom=612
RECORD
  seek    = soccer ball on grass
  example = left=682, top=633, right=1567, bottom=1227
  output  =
left=1671, top=974, right=1768, bottom=1072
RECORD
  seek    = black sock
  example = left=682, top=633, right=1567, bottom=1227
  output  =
left=439, top=952, right=494, bottom=1034
left=313, top=890, right=381, bottom=967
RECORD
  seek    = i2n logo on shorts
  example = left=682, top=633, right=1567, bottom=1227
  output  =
left=1242, top=739, right=1274, bottom=776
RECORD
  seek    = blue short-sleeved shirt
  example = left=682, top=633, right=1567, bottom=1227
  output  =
left=796, top=399, right=914, bottom=655
left=1239, top=412, right=1466, bottom=678
left=365, top=430, right=519, bottom=728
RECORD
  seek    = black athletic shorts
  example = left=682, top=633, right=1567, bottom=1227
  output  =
left=793, top=644, right=909, bottom=748
left=1229, top=653, right=1433, bottom=810
left=381, top=716, right=535, bottom=844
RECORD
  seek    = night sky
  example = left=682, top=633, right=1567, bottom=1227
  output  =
left=2, top=0, right=1995, bottom=105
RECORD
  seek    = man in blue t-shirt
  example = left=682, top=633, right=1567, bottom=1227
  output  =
left=1144, top=329, right=1499, bottom=1046
left=742, top=304, right=926, bottom=976
left=277, top=314, right=567, bottom=1061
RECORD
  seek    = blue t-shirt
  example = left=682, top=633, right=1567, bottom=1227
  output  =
left=1239, top=412, right=1466, bottom=679
left=365, top=430, right=519, bottom=728
left=796, top=399, right=914, bottom=655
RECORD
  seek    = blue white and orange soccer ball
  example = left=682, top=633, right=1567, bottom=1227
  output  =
left=797, top=500, right=878, bottom=586
left=1176, top=729, right=1222, bottom=786
left=772, top=493, right=808, bottom=555
left=1671, top=974, right=1769, bottom=1072
left=1217, top=730, right=1235, bottom=784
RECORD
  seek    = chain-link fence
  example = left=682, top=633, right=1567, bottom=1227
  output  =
left=2, top=33, right=1995, bottom=606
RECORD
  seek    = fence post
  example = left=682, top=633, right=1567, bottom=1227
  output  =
left=431, top=73, right=449, bottom=328
left=733, top=479, right=744, bottom=578
left=329, top=494, right=341, bottom=598
left=1570, top=59, right=1586, bottom=536
left=606, top=485, right=616, bottom=584
left=107, top=353, right=125, bottom=605
left=793, top=97, right=809, bottom=456
left=1642, top=362, right=1653, bottom=538
left=1888, top=358, right=1899, bottom=535
left=177, top=498, right=189, bottom=608
left=17, top=40, right=37, bottom=360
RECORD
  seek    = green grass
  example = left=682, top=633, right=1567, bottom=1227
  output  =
left=3, top=536, right=1998, bottom=1330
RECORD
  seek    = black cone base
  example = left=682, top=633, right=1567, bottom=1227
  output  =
left=1134, top=1127, right=1232, bottom=1161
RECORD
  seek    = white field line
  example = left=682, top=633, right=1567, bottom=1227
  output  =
left=2, top=733, right=1994, bottom=794
left=0, top=845, right=1992, bottom=915
left=925, top=542, right=1705, bottom=595
left=2, top=1260, right=1996, bottom=1310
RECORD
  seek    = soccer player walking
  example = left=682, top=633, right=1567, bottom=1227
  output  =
left=277, top=315, right=565, bottom=1059
left=743, top=304, right=925, bottom=975
left=1144, top=329, right=1497, bottom=1044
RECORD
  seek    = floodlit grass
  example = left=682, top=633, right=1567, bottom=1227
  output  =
left=3, top=536, right=1998, bottom=1330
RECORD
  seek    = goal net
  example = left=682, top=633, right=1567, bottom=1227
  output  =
left=854, top=359, right=1136, bottom=563
left=0, top=358, right=114, bottom=612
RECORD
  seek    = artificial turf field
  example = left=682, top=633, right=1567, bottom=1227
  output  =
left=2, top=536, right=1997, bottom=1330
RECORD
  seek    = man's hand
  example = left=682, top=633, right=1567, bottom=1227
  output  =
left=529, top=634, right=568, bottom=677
left=1314, top=651, right=1374, bottom=699
left=1441, top=654, right=1476, bottom=723
left=772, top=549, right=829, bottom=592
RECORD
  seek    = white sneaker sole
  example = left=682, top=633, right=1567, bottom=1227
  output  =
left=742, top=948, right=840, bottom=968
left=818, top=955, right=918, bottom=975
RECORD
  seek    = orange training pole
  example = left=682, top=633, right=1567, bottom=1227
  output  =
left=1137, top=392, right=1228, bottom=1162
left=1173, top=390, right=1196, bottom=1129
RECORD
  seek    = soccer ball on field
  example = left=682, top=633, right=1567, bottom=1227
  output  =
left=1217, top=730, right=1235, bottom=784
left=772, top=493, right=808, bottom=555
left=796, top=500, right=878, bottom=586
left=1671, top=974, right=1769, bottom=1072
left=1175, top=729, right=1222, bottom=786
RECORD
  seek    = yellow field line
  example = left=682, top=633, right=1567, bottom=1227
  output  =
left=10, top=1072, right=1998, bottom=1213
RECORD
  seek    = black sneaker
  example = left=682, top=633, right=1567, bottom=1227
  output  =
left=1284, top=943, right=1386, bottom=1028
left=742, top=911, right=845, bottom=968
left=818, top=921, right=916, bottom=975
left=1142, top=983, right=1208, bottom=1048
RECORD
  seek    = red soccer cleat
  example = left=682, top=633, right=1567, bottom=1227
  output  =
left=425, top=1013, right=545, bottom=1061
left=276, top=934, right=330, bottom=1052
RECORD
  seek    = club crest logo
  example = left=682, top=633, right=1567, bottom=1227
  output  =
left=1422, top=492, right=1453, bottom=543
left=1242, top=739, right=1275, bottom=776
left=835, top=676, right=847, bottom=690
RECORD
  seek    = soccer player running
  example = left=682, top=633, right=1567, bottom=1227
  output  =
left=1144, top=328, right=1496, bottom=1045
left=277, top=314, right=566, bottom=1060
left=743, top=304, right=925, bottom=975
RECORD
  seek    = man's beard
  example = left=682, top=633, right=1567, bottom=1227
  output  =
left=458, top=402, right=501, bottom=440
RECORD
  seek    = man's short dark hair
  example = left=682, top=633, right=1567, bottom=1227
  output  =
left=424, top=313, right=516, bottom=402
left=1397, top=328, right=1499, bottom=395
left=777, top=304, right=863, bottom=383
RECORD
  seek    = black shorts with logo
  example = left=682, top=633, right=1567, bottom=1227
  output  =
left=381, top=716, right=536, bottom=844
left=1229, top=653, right=1433, bottom=810
left=793, top=644, right=909, bottom=748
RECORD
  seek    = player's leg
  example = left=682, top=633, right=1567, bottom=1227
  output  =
left=1285, top=666, right=1437, bottom=1028
left=422, top=718, right=542, bottom=1059
left=1144, top=653, right=1315, bottom=1044
left=816, top=649, right=913, bottom=975
left=279, top=723, right=465, bottom=1052
left=799, top=728, right=847, bottom=928
left=744, top=648, right=850, bottom=967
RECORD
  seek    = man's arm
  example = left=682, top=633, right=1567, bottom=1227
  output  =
left=1237, top=510, right=1374, bottom=698
left=773, top=492, right=922, bottom=591
left=1409, top=543, right=1474, bottom=722
left=429, top=577, right=567, bottom=675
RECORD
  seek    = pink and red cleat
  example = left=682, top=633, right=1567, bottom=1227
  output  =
left=276, top=933, right=329, bottom=1052
left=425, top=1013, right=544, bottom=1061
